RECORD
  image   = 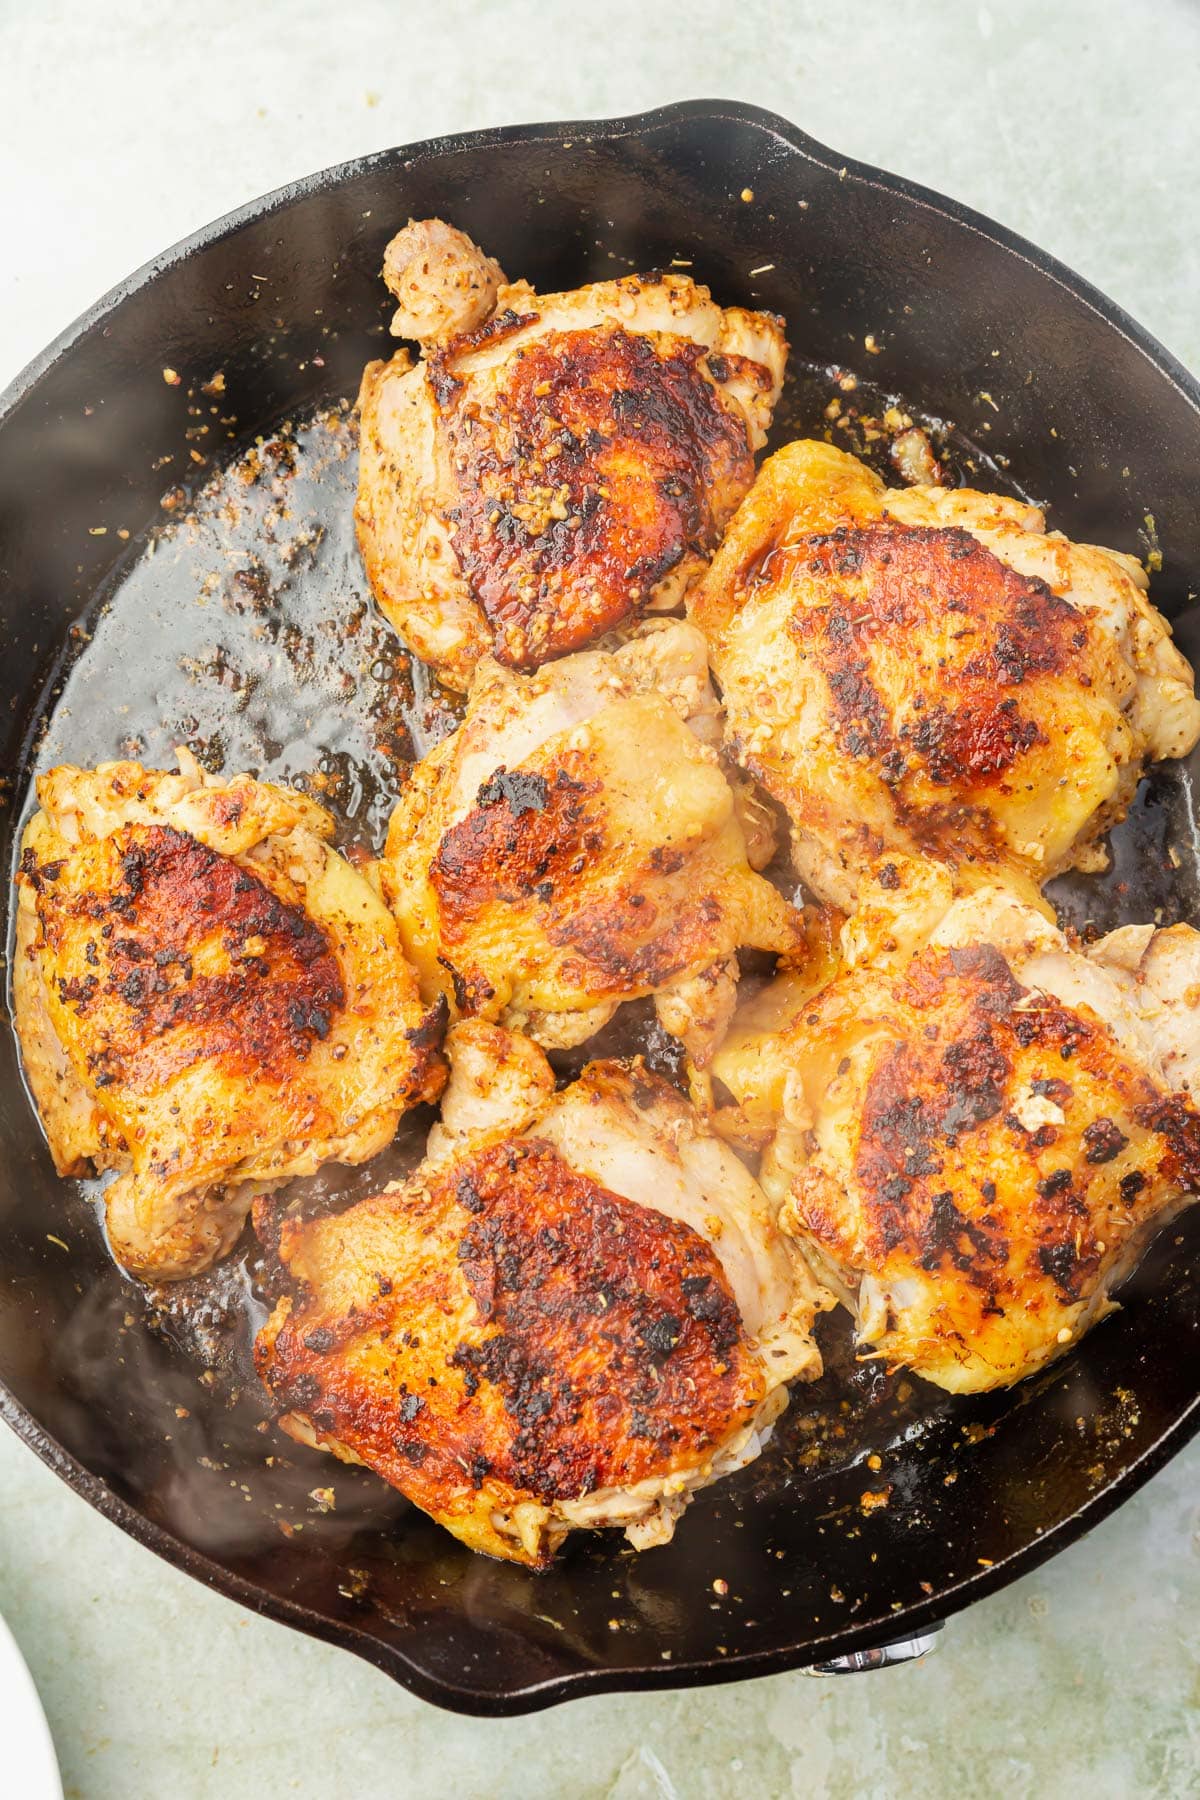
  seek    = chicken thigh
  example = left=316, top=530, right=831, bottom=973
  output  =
left=713, top=855, right=1200, bottom=1393
left=13, top=752, right=444, bottom=1280
left=356, top=220, right=787, bottom=689
left=690, top=439, right=1200, bottom=907
left=382, top=619, right=797, bottom=1064
left=255, top=1020, right=827, bottom=1565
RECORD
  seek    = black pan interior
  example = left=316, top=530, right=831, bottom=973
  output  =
left=1, top=101, right=1198, bottom=1714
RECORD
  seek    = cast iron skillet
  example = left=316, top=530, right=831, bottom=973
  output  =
left=2, top=100, right=1199, bottom=1716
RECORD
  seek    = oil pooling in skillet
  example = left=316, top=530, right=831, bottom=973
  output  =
left=9, top=348, right=1200, bottom=1622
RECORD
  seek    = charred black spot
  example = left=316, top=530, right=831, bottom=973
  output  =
left=804, top=529, right=864, bottom=579
left=286, top=1000, right=331, bottom=1039
left=456, top=1174, right=486, bottom=1214
left=428, top=360, right=463, bottom=409
left=1082, top=1118, right=1129, bottom=1165
left=476, top=767, right=550, bottom=817
left=994, top=620, right=1042, bottom=685
left=57, top=973, right=99, bottom=1011
left=639, top=1312, right=683, bottom=1358
left=283, top=1371, right=321, bottom=1410
left=1037, top=1240, right=1079, bottom=1291
left=919, top=1188, right=1003, bottom=1276
left=1032, top=1077, right=1073, bottom=1105
left=648, top=844, right=686, bottom=876
left=405, top=992, right=449, bottom=1053
left=119, top=843, right=148, bottom=897
left=436, top=955, right=473, bottom=1014
left=825, top=659, right=892, bottom=761
left=302, top=1326, right=335, bottom=1354
left=938, top=1024, right=1009, bottom=1142
left=154, top=946, right=194, bottom=978
left=393, top=1438, right=431, bottom=1465
left=449, top=1333, right=561, bottom=1451
left=680, top=1273, right=725, bottom=1325
left=867, top=1088, right=943, bottom=1195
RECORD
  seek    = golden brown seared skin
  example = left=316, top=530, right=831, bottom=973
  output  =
left=257, top=1138, right=767, bottom=1567
left=356, top=220, right=787, bottom=689
left=256, top=1023, right=827, bottom=1565
left=13, top=753, right=444, bottom=1281
left=382, top=620, right=797, bottom=1063
left=690, top=439, right=1200, bottom=907
left=714, top=856, right=1200, bottom=1393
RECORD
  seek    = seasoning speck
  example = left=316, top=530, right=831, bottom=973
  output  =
left=713, top=1577, right=729, bottom=1596
left=162, top=367, right=181, bottom=386
left=740, top=187, right=755, bottom=203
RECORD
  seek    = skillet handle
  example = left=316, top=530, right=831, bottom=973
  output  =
left=805, top=1622, right=943, bottom=1676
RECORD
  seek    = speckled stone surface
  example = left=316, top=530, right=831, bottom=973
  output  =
left=1, top=2, right=1199, bottom=1794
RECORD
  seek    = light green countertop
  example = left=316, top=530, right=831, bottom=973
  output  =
left=3, top=1427, right=1198, bottom=1797
left=2, top=1, right=1199, bottom=1794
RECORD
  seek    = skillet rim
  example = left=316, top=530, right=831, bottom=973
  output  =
left=4, top=97, right=1199, bottom=433
left=1, top=95, right=1198, bottom=1716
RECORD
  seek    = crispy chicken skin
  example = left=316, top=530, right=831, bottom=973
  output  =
left=13, top=752, right=444, bottom=1281
left=382, top=620, right=797, bottom=1064
left=690, top=439, right=1200, bottom=907
left=355, top=219, right=787, bottom=688
left=714, top=856, right=1200, bottom=1393
left=256, top=1021, right=827, bottom=1566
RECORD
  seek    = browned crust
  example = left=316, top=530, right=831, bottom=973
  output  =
left=256, top=1137, right=765, bottom=1564
left=783, top=524, right=1087, bottom=813
left=794, top=944, right=1200, bottom=1319
left=431, top=766, right=604, bottom=937
left=433, top=323, right=758, bottom=666
left=25, top=824, right=343, bottom=1095
left=424, top=736, right=783, bottom=1015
